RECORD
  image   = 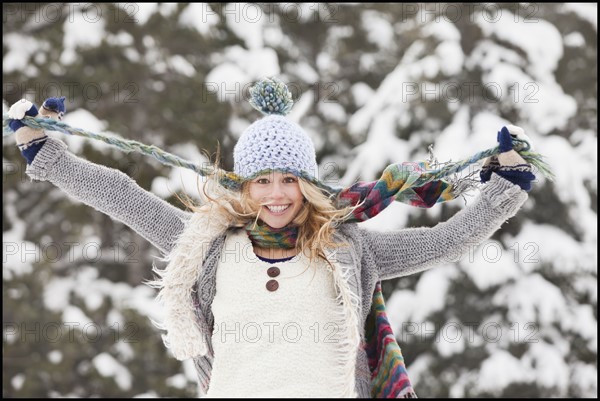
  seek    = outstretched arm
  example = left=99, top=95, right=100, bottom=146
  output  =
left=25, top=137, right=192, bottom=255
left=360, top=173, right=527, bottom=280
left=8, top=98, right=191, bottom=255
left=360, top=125, right=535, bottom=281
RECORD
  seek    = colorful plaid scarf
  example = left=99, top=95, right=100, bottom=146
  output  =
left=245, top=220, right=298, bottom=249
left=334, top=161, right=462, bottom=221
left=366, top=282, right=418, bottom=398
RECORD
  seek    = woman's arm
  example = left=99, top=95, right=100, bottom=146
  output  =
left=25, top=137, right=192, bottom=255
left=359, top=173, right=528, bottom=280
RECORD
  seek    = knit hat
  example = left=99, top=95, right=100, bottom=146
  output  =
left=233, top=78, right=318, bottom=181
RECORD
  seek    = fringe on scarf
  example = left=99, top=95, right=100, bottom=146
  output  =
left=365, top=282, right=418, bottom=398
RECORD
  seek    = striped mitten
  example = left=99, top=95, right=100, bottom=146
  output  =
left=480, top=126, right=536, bottom=192
left=8, top=97, right=65, bottom=164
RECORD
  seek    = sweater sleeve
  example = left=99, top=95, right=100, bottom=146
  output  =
left=25, top=137, right=192, bottom=255
left=359, top=173, right=528, bottom=281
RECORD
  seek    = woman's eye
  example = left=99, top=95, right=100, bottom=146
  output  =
left=284, top=177, right=297, bottom=183
left=256, top=178, right=269, bottom=184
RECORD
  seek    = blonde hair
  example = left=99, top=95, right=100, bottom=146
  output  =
left=175, top=168, right=355, bottom=267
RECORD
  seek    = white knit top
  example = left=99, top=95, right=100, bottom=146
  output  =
left=205, top=229, right=348, bottom=397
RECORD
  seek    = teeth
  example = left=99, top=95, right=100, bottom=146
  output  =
left=266, top=205, right=290, bottom=213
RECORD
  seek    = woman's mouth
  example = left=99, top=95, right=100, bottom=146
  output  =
left=264, top=204, right=291, bottom=215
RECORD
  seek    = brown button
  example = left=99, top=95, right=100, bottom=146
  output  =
left=266, top=279, right=279, bottom=292
left=267, top=266, right=280, bottom=277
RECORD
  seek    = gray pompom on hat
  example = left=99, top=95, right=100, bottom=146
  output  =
left=233, top=77, right=318, bottom=180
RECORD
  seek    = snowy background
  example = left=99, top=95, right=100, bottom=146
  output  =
left=2, top=3, right=597, bottom=397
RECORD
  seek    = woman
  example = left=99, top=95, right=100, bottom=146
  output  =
left=7, top=79, right=534, bottom=398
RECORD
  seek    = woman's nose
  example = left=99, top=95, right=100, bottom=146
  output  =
left=268, top=182, right=285, bottom=198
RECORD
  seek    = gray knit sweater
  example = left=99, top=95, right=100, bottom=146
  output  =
left=25, top=137, right=528, bottom=397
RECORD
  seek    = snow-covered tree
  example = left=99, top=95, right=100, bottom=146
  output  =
left=3, top=3, right=596, bottom=397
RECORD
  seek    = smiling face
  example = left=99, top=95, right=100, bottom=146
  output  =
left=247, top=171, right=305, bottom=229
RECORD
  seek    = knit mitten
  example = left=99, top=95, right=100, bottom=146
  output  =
left=480, top=125, right=536, bottom=191
left=8, top=97, right=65, bottom=164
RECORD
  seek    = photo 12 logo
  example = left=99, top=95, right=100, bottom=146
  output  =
left=397, top=3, right=539, bottom=23
left=3, top=81, right=139, bottom=105
left=3, top=321, right=140, bottom=344
left=3, top=3, right=139, bottom=24
left=401, top=81, right=540, bottom=104
left=201, top=81, right=340, bottom=104
left=401, top=321, right=539, bottom=344
left=198, top=3, right=339, bottom=24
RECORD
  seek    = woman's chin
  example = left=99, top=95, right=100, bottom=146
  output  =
left=259, top=217, right=291, bottom=229
left=264, top=221, right=287, bottom=229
